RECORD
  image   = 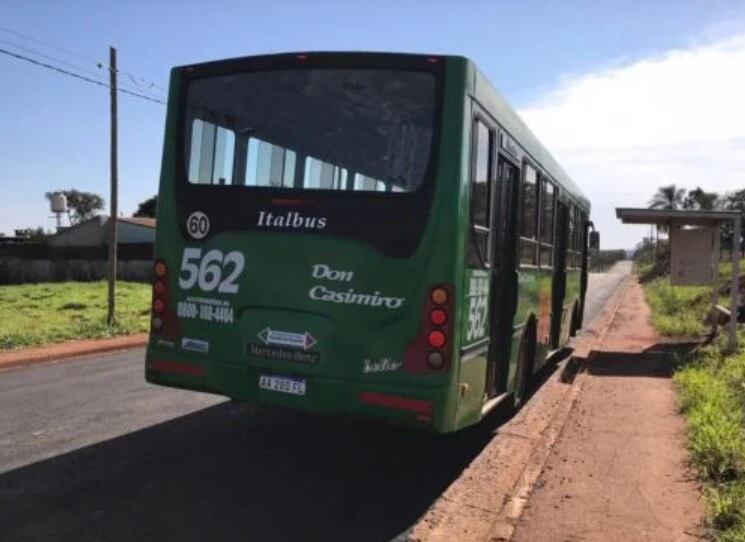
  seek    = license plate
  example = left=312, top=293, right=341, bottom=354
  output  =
left=258, top=375, right=306, bottom=396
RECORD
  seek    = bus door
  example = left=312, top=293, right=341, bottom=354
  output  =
left=486, top=155, right=521, bottom=397
left=550, top=201, right=569, bottom=348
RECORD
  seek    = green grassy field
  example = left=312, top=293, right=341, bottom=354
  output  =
left=0, top=281, right=150, bottom=351
left=640, top=261, right=745, bottom=540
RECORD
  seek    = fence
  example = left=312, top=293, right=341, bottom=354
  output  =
left=0, top=243, right=153, bottom=284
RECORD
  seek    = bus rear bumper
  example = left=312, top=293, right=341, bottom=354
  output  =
left=145, top=353, right=454, bottom=432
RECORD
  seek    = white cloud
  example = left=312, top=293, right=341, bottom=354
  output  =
left=518, top=35, right=745, bottom=249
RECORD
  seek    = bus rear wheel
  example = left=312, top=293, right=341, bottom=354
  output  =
left=514, top=321, right=536, bottom=408
left=569, top=302, right=580, bottom=337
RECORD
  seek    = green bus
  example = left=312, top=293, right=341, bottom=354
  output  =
left=145, top=52, right=592, bottom=433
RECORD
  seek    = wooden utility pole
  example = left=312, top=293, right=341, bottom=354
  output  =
left=107, top=46, right=118, bottom=326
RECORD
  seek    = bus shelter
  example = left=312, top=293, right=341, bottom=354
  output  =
left=615, top=208, right=742, bottom=352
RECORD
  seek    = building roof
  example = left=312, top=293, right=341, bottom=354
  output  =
left=118, top=217, right=156, bottom=228
left=616, top=208, right=741, bottom=226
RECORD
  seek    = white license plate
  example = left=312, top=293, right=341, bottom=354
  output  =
left=258, top=375, right=306, bottom=396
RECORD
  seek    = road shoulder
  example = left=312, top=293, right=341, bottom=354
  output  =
left=409, top=275, right=630, bottom=542
left=512, top=278, right=703, bottom=541
left=0, top=334, right=147, bottom=372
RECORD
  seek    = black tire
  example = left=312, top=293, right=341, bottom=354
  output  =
left=514, top=321, right=536, bottom=408
left=569, top=303, right=580, bottom=337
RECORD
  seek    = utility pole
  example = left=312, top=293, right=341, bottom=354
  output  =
left=107, top=46, right=118, bottom=326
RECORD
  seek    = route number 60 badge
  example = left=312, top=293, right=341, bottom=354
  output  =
left=187, top=211, right=210, bottom=239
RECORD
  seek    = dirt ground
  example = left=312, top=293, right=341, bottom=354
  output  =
left=512, top=278, right=703, bottom=541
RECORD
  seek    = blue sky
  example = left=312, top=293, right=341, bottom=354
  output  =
left=1, top=0, right=744, bottom=248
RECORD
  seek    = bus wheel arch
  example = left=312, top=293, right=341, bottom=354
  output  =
left=514, top=316, right=537, bottom=408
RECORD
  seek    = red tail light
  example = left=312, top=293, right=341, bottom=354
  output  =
left=427, top=331, right=446, bottom=349
left=430, top=309, right=447, bottom=326
left=403, top=284, right=454, bottom=373
left=152, top=299, right=165, bottom=314
left=152, top=260, right=168, bottom=332
left=153, top=280, right=166, bottom=296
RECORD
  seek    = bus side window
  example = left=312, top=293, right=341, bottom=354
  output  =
left=188, top=118, right=236, bottom=185
left=246, top=137, right=297, bottom=188
left=567, top=205, right=577, bottom=269
left=579, top=209, right=585, bottom=267
left=303, top=156, right=348, bottom=189
left=468, top=118, right=493, bottom=267
left=519, top=164, right=538, bottom=265
left=567, top=205, right=585, bottom=269
left=539, top=178, right=555, bottom=267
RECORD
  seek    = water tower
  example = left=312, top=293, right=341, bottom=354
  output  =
left=49, top=192, right=69, bottom=230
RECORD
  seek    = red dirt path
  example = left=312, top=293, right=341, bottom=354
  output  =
left=512, top=279, right=703, bottom=541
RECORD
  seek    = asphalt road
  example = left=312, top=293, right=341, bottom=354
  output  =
left=0, top=263, right=630, bottom=542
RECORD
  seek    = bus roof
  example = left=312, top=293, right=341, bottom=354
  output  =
left=463, top=57, right=590, bottom=213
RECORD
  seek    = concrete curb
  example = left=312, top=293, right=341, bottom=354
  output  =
left=0, top=334, right=148, bottom=372
left=408, top=275, right=632, bottom=542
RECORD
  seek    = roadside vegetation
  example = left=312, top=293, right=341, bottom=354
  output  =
left=0, top=281, right=150, bottom=351
left=637, top=183, right=745, bottom=539
left=641, top=265, right=745, bottom=539
left=675, top=338, right=745, bottom=541
left=643, top=278, right=710, bottom=337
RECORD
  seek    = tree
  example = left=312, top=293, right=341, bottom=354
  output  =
left=722, top=188, right=745, bottom=214
left=719, top=188, right=745, bottom=253
left=133, top=195, right=157, bottom=218
left=683, top=187, right=719, bottom=210
left=14, top=227, right=48, bottom=241
left=648, top=184, right=686, bottom=210
left=45, top=189, right=105, bottom=224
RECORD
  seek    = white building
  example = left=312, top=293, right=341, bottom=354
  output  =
left=47, top=215, right=155, bottom=248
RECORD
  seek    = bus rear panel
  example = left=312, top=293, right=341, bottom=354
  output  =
left=146, top=53, right=465, bottom=432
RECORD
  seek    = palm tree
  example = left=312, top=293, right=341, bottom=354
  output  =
left=648, top=184, right=686, bottom=210
left=648, top=183, right=687, bottom=262
left=683, top=187, right=719, bottom=210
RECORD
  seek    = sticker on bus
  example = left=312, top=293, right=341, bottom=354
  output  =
left=465, top=270, right=489, bottom=342
left=258, top=327, right=317, bottom=350
left=178, top=297, right=235, bottom=324
left=362, top=357, right=402, bottom=373
left=181, top=337, right=209, bottom=353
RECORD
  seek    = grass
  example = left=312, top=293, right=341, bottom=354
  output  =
left=644, top=278, right=710, bottom=337
left=0, top=281, right=150, bottom=351
left=640, top=257, right=745, bottom=338
left=641, top=258, right=745, bottom=540
left=675, top=338, right=745, bottom=540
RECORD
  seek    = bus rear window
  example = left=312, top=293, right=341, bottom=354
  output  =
left=184, top=68, right=436, bottom=193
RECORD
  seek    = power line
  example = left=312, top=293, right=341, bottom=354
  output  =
left=0, top=37, right=107, bottom=82
left=0, top=25, right=167, bottom=97
left=0, top=38, right=165, bottom=99
left=0, top=47, right=165, bottom=104
left=0, top=25, right=105, bottom=68
left=120, top=69, right=168, bottom=96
